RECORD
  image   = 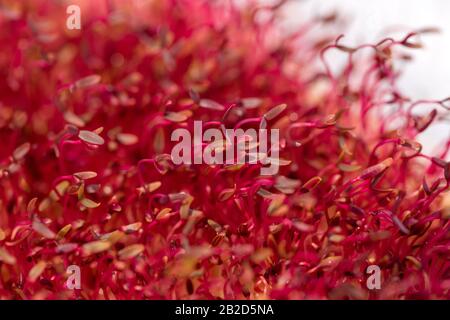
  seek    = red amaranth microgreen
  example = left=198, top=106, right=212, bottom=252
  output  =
left=0, top=0, right=448, bottom=300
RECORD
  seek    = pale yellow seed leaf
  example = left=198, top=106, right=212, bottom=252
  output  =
left=207, top=219, right=222, bottom=232
left=93, top=127, right=104, bottom=134
left=292, top=221, right=314, bottom=232
left=307, top=256, right=342, bottom=274
left=180, top=195, right=193, bottom=219
left=164, top=111, right=188, bottom=123
left=101, top=230, right=124, bottom=244
left=218, top=188, right=235, bottom=202
left=49, top=190, right=60, bottom=201
left=167, top=256, right=197, bottom=277
left=77, top=183, right=85, bottom=199
left=320, top=256, right=342, bottom=268
left=80, top=198, right=100, bottom=208
left=179, top=110, right=193, bottom=118
left=369, top=230, right=391, bottom=241
left=56, top=224, right=72, bottom=241
left=199, top=99, right=225, bottom=111
left=10, top=225, right=24, bottom=241
left=78, top=130, right=105, bottom=145
left=264, top=103, right=287, bottom=121
left=118, top=244, right=145, bottom=260
left=121, top=222, right=142, bottom=233
left=241, top=97, right=263, bottom=109
left=156, top=208, right=173, bottom=220
left=153, top=128, right=165, bottom=153
left=256, top=188, right=274, bottom=198
left=13, top=142, right=31, bottom=161
left=267, top=195, right=286, bottom=216
left=64, top=111, right=85, bottom=127
left=146, top=181, right=162, bottom=193
left=56, top=243, right=78, bottom=253
left=32, top=220, right=56, bottom=239
left=38, top=198, right=51, bottom=212
left=75, top=74, right=101, bottom=88
left=73, top=171, right=97, bottom=180
left=268, top=158, right=291, bottom=166
left=224, top=164, right=245, bottom=171
left=269, top=204, right=289, bottom=217
left=260, top=117, right=268, bottom=130
left=55, top=180, right=70, bottom=196
left=302, top=176, right=322, bottom=192
left=27, top=197, right=38, bottom=214
left=82, top=240, right=111, bottom=256
left=329, top=234, right=345, bottom=243
left=116, top=133, right=139, bottom=145
left=360, top=157, right=393, bottom=179
left=251, top=248, right=273, bottom=264
left=442, top=207, right=450, bottom=220
left=72, top=219, right=85, bottom=229
left=405, top=255, right=422, bottom=268
left=338, top=163, right=361, bottom=172
left=0, top=247, right=16, bottom=265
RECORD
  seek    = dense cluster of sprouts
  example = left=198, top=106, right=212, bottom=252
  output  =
left=0, top=0, right=449, bottom=299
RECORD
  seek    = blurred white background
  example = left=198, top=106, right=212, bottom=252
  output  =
left=283, top=0, right=450, bottom=157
